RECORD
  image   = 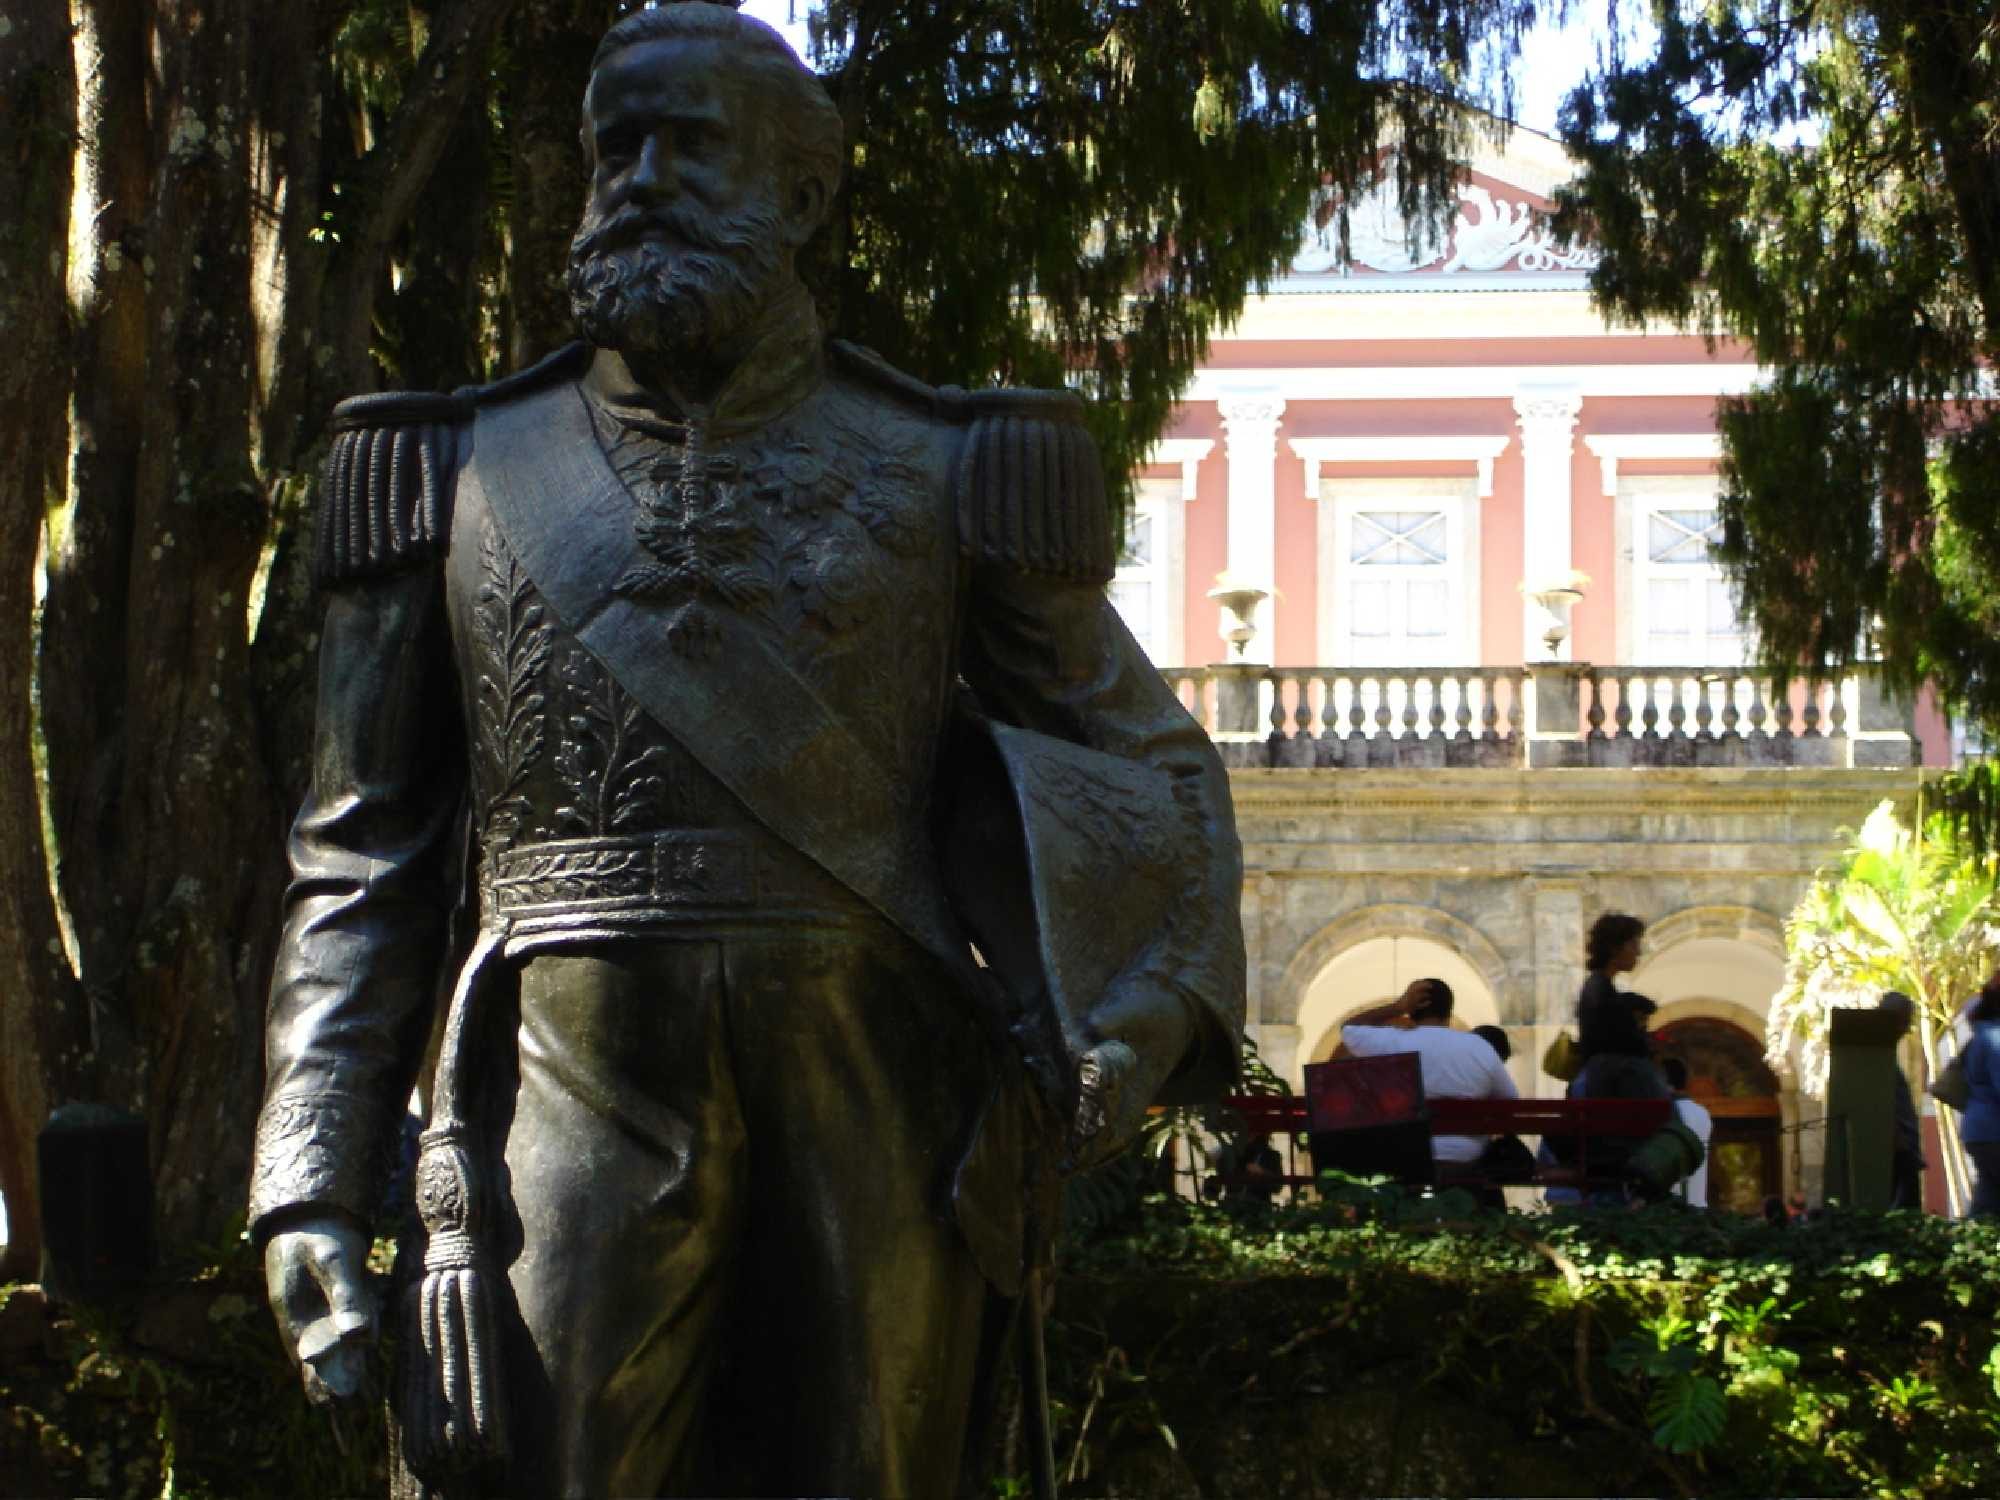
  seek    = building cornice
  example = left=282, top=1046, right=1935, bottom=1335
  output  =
left=1226, top=766, right=1909, bottom=815
left=1187, top=364, right=1760, bottom=403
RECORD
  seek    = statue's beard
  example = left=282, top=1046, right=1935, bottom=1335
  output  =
left=565, top=196, right=788, bottom=362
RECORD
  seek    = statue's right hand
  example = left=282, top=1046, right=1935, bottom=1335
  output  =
left=263, top=1214, right=377, bottom=1404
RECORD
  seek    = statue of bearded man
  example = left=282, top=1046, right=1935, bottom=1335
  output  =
left=252, top=5, right=1245, bottom=1496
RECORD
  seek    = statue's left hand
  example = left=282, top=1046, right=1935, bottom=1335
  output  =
left=1065, top=980, right=1192, bottom=1172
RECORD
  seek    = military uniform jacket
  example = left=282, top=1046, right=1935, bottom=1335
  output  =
left=249, top=315, right=1246, bottom=1245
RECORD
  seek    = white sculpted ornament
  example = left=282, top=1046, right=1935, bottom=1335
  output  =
left=1291, top=181, right=1602, bottom=277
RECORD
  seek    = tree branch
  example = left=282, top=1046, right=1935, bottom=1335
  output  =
left=320, top=0, right=520, bottom=402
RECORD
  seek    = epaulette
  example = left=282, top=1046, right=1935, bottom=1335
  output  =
left=315, top=391, right=472, bottom=588
left=315, top=343, right=590, bottom=588
left=949, top=385, right=1114, bottom=584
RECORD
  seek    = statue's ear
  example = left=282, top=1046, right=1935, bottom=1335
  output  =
left=783, top=168, right=828, bottom=248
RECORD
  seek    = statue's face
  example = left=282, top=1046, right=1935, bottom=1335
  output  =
left=585, top=38, right=770, bottom=237
left=567, top=37, right=789, bottom=362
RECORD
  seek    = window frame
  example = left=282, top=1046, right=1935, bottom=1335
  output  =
left=1108, top=477, right=1185, bottom=665
left=1616, top=474, right=1751, bottom=668
left=1318, top=476, right=1481, bottom=667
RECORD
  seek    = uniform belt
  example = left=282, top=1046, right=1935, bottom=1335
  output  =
left=484, top=829, right=873, bottom=929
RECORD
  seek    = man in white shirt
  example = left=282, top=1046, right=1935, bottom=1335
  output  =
left=1340, top=979, right=1518, bottom=1165
left=1662, top=1057, right=1713, bottom=1207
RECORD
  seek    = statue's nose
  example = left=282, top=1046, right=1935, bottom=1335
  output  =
left=628, top=136, right=672, bottom=204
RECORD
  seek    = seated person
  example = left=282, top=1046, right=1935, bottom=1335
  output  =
left=1558, top=993, right=1677, bottom=1200
left=1470, top=1025, right=1536, bottom=1190
left=1662, top=1057, right=1712, bottom=1207
left=1340, top=979, right=1517, bottom=1169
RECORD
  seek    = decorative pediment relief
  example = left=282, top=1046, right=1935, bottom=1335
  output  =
left=1292, top=177, right=1600, bottom=277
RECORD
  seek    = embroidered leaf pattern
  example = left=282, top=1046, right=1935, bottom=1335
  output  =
left=552, top=647, right=669, bottom=835
left=474, top=529, right=552, bottom=847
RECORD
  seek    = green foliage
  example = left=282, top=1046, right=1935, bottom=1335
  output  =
left=1063, top=1033, right=1294, bottom=1238
left=1610, top=1312, right=1727, bottom=1453
left=0, top=1235, right=389, bottom=1499
left=801, top=0, right=1551, bottom=499
left=1922, top=761, right=2000, bottom=865
left=1047, top=1192, right=2000, bottom=1496
left=1557, top=1, right=2000, bottom=739
left=15, top=1197, right=2000, bottom=1496
left=1768, top=799, right=1998, bottom=1098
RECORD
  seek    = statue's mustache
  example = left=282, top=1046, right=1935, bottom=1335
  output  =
left=569, top=199, right=777, bottom=267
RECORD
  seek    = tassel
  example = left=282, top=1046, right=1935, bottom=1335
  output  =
left=954, top=395, right=1114, bottom=584
left=399, top=931, right=512, bottom=1487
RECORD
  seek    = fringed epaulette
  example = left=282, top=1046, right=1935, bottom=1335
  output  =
left=314, top=391, right=472, bottom=588
left=315, top=344, right=591, bottom=589
left=950, top=386, right=1114, bottom=583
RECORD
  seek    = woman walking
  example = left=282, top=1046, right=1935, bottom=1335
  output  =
left=1578, top=912, right=1652, bottom=1063
left=1958, top=980, right=2000, bottom=1216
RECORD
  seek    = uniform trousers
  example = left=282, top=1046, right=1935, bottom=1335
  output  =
left=484, top=921, right=1009, bottom=1497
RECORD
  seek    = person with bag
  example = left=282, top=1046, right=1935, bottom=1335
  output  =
left=1545, top=914, right=1668, bottom=1204
left=1952, top=977, right=2000, bottom=1216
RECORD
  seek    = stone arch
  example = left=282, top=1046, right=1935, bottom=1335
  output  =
left=1654, top=1014, right=1783, bottom=1098
left=1275, top=903, right=1514, bottom=1029
left=1640, top=904, right=1786, bottom=962
left=1629, top=905, right=1787, bottom=1026
left=1650, top=995, right=1774, bottom=1047
left=1274, top=904, right=1515, bottom=1090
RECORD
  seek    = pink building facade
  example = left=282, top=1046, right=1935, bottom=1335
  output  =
left=1126, top=128, right=1954, bottom=1215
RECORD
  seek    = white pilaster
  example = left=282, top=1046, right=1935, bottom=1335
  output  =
left=1514, top=386, right=1583, bottom=660
left=1217, top=391, right=1285, bottom=664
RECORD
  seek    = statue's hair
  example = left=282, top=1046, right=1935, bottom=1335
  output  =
left=587, top=3, right=843, bottom=210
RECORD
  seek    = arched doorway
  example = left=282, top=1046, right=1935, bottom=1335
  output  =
left=1656, top=1016, right=1783, bottom=1215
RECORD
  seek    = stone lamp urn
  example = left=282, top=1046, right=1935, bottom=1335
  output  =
left=1522, top=573, right=1590, bottom=660
left=1208, top=576, right=1270, bottom=660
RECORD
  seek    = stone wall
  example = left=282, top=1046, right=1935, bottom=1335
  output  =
left=1231, top=766, right=1913, bottom=1199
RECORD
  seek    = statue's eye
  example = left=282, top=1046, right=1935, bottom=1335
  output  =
left=675, top=121, right=725, bottom=157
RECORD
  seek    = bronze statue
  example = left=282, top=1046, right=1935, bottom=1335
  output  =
left=252, top=5, right=1244, bottom=1495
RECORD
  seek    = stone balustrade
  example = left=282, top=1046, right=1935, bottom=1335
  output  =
left=1162, top=662, right=1918, bottom=770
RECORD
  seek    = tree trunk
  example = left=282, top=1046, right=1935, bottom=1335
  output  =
left=502, top=0, right=614, bottom=368
left=6, top=0, right=515, bottom=1269
left=0, top=0, right=93, bottom=1281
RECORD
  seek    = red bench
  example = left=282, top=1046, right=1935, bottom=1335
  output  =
left=1220, top=1092, right=1674, bottom=1191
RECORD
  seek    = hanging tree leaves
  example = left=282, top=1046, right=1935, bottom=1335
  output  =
left=1556, top=1, right=2000, bottom=731
left=802, top=0, right=1549, bottom=487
